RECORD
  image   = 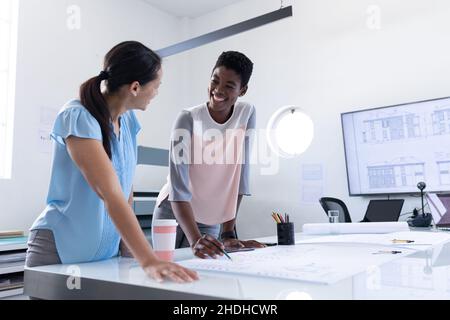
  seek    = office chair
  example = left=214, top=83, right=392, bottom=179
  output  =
left=319, top=197, right=352, bottom=223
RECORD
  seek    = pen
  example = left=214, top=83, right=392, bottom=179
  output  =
left=392, top=239, right=415, bottom=244
left=261, top=242, right=278, bottom=247
left=373, top=250, right=402, bottom=254
left=212, top=242, right=232, bottom=261
left=279, top=213, right=285, bottom=223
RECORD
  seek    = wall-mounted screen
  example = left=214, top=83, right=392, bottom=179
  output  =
left=342, top=96, right=450, bottom=196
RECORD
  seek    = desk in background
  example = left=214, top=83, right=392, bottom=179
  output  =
left=132, top=146, right=169, bottom=244
left=133, top=191, right=159, bottom=243
left=0, top=236, right=27, bottom=298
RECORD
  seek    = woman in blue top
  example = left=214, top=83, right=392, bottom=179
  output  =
left=26, top=41, right=197, bottom=283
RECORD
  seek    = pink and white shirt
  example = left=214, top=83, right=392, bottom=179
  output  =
left=156, top=101, right=255, bottom=225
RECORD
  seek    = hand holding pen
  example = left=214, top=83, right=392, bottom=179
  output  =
left=191, top=234, right=231, bottom=260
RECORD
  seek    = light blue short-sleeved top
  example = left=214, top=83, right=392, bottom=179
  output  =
left=30, top=99, right=141, bottom=264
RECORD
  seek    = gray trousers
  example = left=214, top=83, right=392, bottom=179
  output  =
left=153, top=199, right=221, bottom=248
left=25, top=229, right=62, bottom=300
left=25, top=229, right=133, bottom=268
left=25, top=229, right=62, bottom=268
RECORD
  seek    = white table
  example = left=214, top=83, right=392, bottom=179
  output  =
left=24, top=232, right=450, bottom=300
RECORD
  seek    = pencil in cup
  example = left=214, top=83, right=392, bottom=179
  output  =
left=272, top=212, right=281, bottom=223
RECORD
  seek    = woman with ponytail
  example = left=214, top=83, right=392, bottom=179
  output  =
left=26, top=41, right=198, bottom=283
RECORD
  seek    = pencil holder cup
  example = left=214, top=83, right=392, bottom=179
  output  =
left=277, top=222, right=295, bottom=245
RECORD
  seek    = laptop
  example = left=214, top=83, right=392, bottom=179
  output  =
left=426, top=193, right=450, bottom=229
left=361, top=199, right=405, bottom=222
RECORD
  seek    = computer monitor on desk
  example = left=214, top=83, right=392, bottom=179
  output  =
left=361, top=199, right=404, bottom=222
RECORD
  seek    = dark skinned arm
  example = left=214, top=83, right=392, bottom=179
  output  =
left=171, top=201, right=225, bottom=259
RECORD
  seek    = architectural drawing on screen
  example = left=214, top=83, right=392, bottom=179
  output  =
left=342, top=96, right=450, bottom=195
left=432, top=107, right=450, bottom=136
left=367, top=157, right=425, bottom=190
left=362, top=113, right=422, bottom=144
left=437, top=161, right=450, bottom=185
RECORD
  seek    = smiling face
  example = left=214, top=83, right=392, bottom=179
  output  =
left=208, top=66, right=247, bottom=114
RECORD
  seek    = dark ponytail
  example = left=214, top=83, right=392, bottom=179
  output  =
left=79, top=41, right=162, bottom=159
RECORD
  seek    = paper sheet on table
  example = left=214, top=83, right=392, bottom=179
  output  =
left=179, top=244, right=415, bottom=285
left=302, top=222, right=409, bottom=235
left=296, top=231, right=450, bottom=250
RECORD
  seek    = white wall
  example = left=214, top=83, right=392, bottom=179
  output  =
left=0, top=0, right=184, bottom=232
left=184, top=0, right=450, bottom=238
